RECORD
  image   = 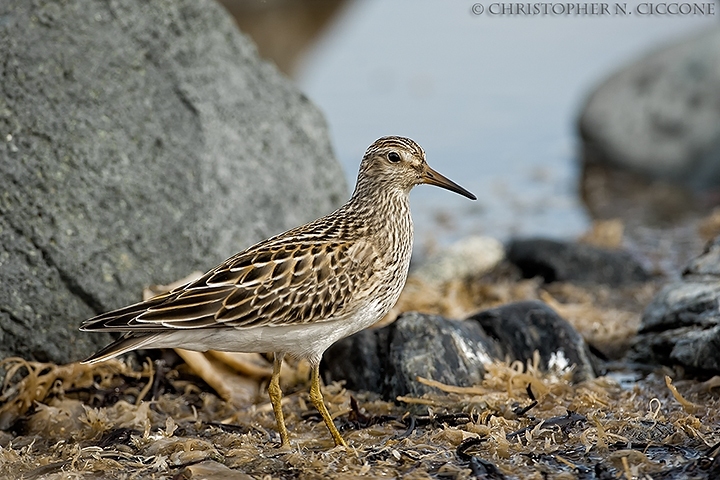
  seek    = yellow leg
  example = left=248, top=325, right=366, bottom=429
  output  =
left=309, top=363, right=347, bottom=447
left=268, top=352, right=290, bottom=447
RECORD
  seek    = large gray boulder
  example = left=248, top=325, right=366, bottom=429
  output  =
left=0, top=0, right=348, bottom=363
left=579, top=28, right=720, bottom=189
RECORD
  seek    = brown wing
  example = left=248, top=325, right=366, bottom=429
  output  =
left=80, top=237, right=379, bottom=332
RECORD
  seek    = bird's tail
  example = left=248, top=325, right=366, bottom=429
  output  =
left=79, top=293, right=172, bottom=332
left=81, top=333, right=161, bottom=364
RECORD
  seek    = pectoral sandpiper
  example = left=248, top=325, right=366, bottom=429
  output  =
left=80, top=136, right=476, bottom=447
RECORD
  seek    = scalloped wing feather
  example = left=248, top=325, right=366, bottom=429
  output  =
left=80, top=236, right=380, bottom=332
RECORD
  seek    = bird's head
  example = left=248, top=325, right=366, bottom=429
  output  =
left=354, top=136, right=476, bottom=200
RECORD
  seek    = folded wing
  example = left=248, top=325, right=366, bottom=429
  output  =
left=80, top=238, right=379, bottom=332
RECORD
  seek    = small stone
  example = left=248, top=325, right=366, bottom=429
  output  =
left=176, top=460, right=252, bottom=480
left=412, top=236, right=504, bottom=286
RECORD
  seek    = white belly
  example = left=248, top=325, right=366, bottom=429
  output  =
left=147, top=298, right=387, bottom=365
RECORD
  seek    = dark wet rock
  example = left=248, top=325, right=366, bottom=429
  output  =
left=323, top=302, right=597, bottom=400
left=629, top=236, right=720, bottom=374
left=506, top=238, right=650, bottom=286
left=0, top=0, right=347, bottom=363
left=322, top=313, right=502, bottom=400
left=468, top=301, right=598, bottom=382
left=579, top=28, right=720, bottom=190
left=628, top=290, right=720, bottom=376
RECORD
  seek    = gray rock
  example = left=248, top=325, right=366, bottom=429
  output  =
left=468, top=301, right=598, bottom=382
left=630, top=236, right=720, bottom=374
left=579, top=28, right=720, bottom=189
left=507, top=238, right=650, bottom=286
left=322, top=312, right=502, bottom=400
left=641, top=281, right=720, bottom=332
left=0, top=0, right=347, bottom=363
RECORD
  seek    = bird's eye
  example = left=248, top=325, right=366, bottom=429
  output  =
left=387, top=151, right=401, bottom=163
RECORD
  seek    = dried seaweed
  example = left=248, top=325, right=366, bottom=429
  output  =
left=0, top=359, right=718, bottom=479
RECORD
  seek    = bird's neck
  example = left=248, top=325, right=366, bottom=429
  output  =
left=349, top=183, right=411, bottom=223
left=346, top=185, right=414, bottom=259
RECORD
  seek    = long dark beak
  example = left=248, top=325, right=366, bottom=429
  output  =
left=422, top=165, right=477, bottom=200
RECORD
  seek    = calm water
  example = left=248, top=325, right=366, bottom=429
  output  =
left=296, top=0, right=715, bottom=252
